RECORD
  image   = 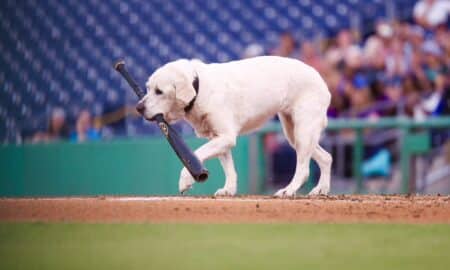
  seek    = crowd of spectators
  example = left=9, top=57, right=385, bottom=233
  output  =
left=32, top=108, right=100, bottom=143
left=265, top=0, right=449, bottom=120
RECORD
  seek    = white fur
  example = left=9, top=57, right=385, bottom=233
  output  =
left=140, top=56, right=332, bottom=197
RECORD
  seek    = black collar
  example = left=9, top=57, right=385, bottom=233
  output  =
left=184, top=75, right=199, bottom=113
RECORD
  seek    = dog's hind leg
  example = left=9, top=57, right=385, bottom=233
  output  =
left=214, top=150, right=237, bottom=196
left=278, top=112, right=295, bottom=148
left=274, top=105, right=324, bottom=197
left=309, top=144, right=332, bottom=195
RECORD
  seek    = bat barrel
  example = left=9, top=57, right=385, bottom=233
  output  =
left=153, top=114, right=209, bottom=182
left=196, top=171, right=209, bottom=182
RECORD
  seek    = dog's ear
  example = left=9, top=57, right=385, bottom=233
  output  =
left=173, top=60, right=197, bottom=105
left=175, top=78, right=196, bottom=105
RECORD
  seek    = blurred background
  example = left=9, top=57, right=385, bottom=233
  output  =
left=0, top=0, right=449, bottom=196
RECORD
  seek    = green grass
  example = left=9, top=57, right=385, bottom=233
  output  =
left=0, top=223, right=449, bottom=270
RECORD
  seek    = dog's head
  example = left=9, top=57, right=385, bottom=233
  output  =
left=137, top=59, right=198, bottom=123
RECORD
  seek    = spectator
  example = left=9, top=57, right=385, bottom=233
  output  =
left=383, top=77, right=404, bottom=110
left=347, top=74, right=374, bottom=117
left=32, top=108, right=69, bottom=143
left=299, top=40, right=325, bottom=73
left=70, top=110, right=101, bottom=143
left=434, top=25, right=450, bottom=66
left=242, top=43, right=265, bottom=58
left=325, top=29, right=361, bottom=67
left=271, top=32, right=297, bottom=57
left=325, top=68, right=348, bottom=118
left=385, top=37, right=409, bottom=78
left=413, top=0, right=450, bottom=29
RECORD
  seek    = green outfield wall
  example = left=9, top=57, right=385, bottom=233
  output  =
left=0, top=137, right=250, bottom=197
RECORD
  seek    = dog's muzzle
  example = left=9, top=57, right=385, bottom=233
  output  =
left=136, top=101, right=146, bottom=114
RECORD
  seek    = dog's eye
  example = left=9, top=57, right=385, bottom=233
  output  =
left=155, top=88, right=163, bottom=95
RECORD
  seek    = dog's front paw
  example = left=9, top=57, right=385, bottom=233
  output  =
left=179, top=168, right=195, bottom=194
left=274, top=187, right=297, bottom=198
left=214, top=186, right=236, bottom=197
left=308, top=184, right=330, bottom=196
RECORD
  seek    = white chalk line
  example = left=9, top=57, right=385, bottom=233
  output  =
left=16, top=196, right=274, bottom=202
left=111, top=196, right=266, bottom=202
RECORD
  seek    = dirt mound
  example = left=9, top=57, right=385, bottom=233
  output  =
left=0, top=195, right=449, bottom=223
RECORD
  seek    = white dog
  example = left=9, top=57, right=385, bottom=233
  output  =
left=136, top=56, right=332, bottom=197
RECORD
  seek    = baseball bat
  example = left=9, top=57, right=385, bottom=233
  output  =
left=114, top=60, right=209, bottom=182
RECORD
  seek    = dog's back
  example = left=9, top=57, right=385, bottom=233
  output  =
left=194, top=56, right=329, bottom=133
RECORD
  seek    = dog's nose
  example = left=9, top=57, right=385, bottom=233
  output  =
left=136, top=101, right=146, bottom=114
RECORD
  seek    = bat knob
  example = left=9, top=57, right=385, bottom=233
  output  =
left=114, top=60, right=125, bottom=71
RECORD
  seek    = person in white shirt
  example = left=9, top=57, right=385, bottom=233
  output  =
left=413, top=0, right=450, bottom=29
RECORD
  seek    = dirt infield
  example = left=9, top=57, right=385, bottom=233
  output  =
left=0, top=195, right=449, bottom=223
